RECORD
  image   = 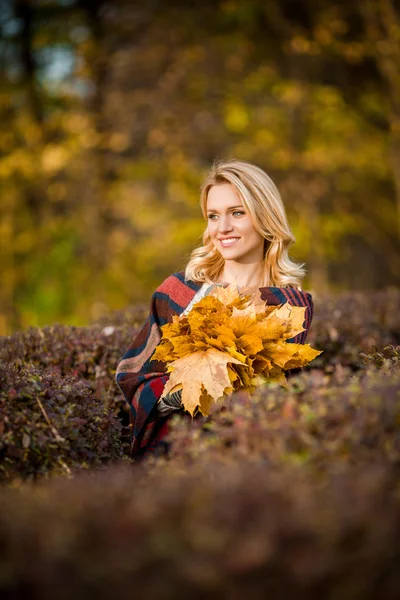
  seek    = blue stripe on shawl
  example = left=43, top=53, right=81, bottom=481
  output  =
left=116, top=371, right=127, bottom=385
left=267, top=287, right=290, bottom=305
left=156, top=291, right=188, bottom=317
left=175, top=271, right=203, bottom=291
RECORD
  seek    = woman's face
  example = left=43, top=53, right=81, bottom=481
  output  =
left=206, top=183, right=265, bottom=264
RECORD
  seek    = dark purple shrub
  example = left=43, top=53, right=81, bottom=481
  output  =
left=0, top=361, right=124, bottom=483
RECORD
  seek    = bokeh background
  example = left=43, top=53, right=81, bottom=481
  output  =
left=1, top=0, right=399, bottom=335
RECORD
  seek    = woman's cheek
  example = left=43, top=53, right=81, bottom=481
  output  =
left=207, top=223, right=216, bottom=237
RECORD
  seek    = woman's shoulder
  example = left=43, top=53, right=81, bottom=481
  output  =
left=153, top=272, right=202, bottom=312
left=155, top=271, right=202, bottom=295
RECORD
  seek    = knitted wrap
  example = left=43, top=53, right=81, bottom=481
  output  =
left=116, top=272, right=314, bottom=458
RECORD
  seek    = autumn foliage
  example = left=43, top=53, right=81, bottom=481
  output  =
left=1, top=0, right=400, bottom=335
left=153, top=284, right=321, bottom=415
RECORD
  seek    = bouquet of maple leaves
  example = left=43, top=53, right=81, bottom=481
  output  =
left=152, top=284, right=322, bottom=417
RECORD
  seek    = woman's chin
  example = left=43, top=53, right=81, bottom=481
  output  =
left=219, top=250, right=241, bottom=260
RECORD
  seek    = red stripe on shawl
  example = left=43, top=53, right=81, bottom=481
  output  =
left=132, top=382, right=144, bottom=413
left=293, top=288, right=305, bottom=306
left=281, top=287, right=298, bottom=306
left=131, top=372, right=168, bottom=413
left=294, top=288, right=308, bottom=307
left=304, top=294, right=312, bottom=331
left=135, top=374, right=168, bottom=429
left=139, top=419, right=169, bottom=450
left=139, top=421, right=156, bottom=447
left=149, top=374, right=168, bottom=398
left=157, top=275, right=198, bottom=310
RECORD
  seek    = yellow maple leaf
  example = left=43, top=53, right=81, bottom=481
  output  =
left=283, top=343, right=322, bottom=369
left=266, top=303, right=306, bottom=339
left=233, top=286, right=267, bottom=316
left=152, top=340, right=173, bottom=363
left=159, top=349, right=243, bottom=416
left=214, top=323, right=239, bottom=346
left=251, top=355, right=273, bottom=375
left=238, top=333, right=264, bottom=355
left=230, top=312, right=257, bottom=334
left=233, top=362, right=256, bottom=388
left=199, top=389, right=214, bottom=416
left=262, top=340, right=303, bottom=368
left=191, top=295, right=221, bottom=312
left=261, top=341, right=322, bottom=370
left=209, top=282, right=252, bottom=309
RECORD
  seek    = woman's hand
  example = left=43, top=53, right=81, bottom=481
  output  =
left=157, top=389, right=183, bottom=417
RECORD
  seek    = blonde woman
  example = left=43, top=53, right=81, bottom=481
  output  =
left=116, top=159, right=314, bottom=458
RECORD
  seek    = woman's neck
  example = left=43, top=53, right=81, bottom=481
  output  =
left=219, top=262, right=264, bottom=289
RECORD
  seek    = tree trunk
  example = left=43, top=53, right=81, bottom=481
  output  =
left=362, top=0, right=400, bottom=239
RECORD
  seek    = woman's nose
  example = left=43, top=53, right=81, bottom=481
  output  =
left=218, top=215, right=233, bottom=232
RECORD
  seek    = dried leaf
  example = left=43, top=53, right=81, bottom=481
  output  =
left=209, top=282, right=240, bottom=304
left=267, top=303, right=306, bottom=339
left=160, top=349, right=243, bottom=416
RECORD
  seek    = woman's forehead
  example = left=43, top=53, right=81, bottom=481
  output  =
left=206, top=183, right=242, bottom=210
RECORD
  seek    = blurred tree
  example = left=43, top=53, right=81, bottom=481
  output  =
left=0, top=0, right=399, bottom=334
left=362, top=0, right=400, bottom=238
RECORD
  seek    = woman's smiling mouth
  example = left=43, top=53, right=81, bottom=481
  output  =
left=219, top=237, right=240, bottom=247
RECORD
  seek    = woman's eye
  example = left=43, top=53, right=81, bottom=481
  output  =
left=207, top=211, right=244, bottom=220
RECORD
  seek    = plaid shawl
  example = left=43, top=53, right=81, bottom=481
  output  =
left=116, top=271, right=314, bottom=458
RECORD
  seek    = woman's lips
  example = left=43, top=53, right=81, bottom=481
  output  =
left=219, top=237, right=240, bottom=248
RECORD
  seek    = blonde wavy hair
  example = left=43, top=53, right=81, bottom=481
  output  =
left=184, top=159, right=306, bottom=289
